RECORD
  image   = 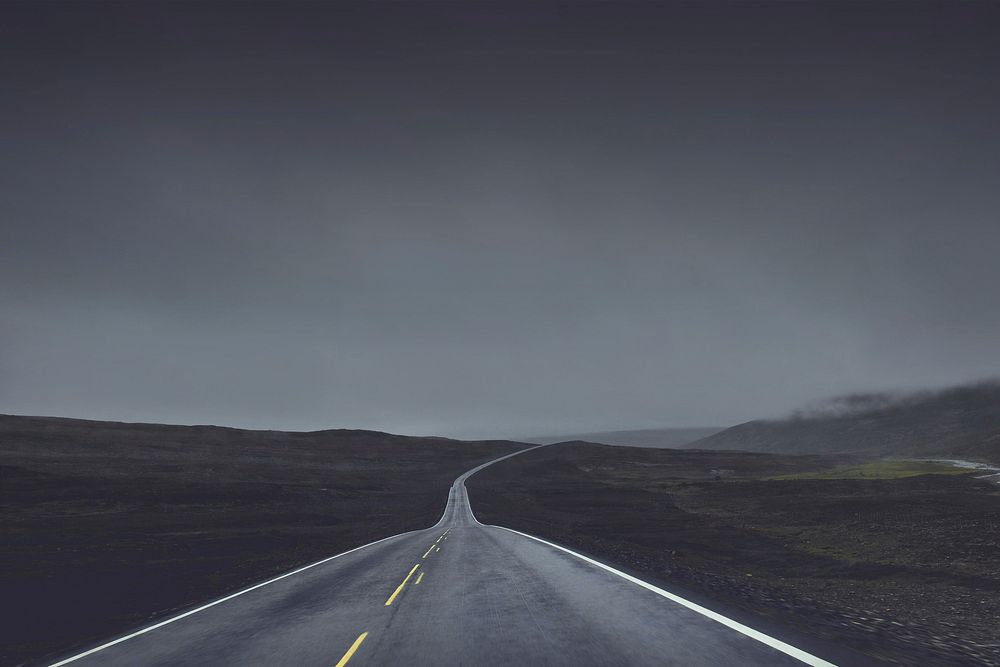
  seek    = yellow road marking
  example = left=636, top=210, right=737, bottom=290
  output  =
left=334, top=631, right=368, bottom=667
left=385, top=564, right=420, bottom=606
left=422, top=545, right=435, bottom=558
left=415, top=571, right=424, bottom=585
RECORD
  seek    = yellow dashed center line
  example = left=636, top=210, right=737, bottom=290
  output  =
left=384, top=564, right=420, bottom=606
left=336, top=531, right=449, bottom=662
left=333, top=631, right=368, bottom=667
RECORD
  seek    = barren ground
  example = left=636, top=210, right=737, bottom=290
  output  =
left=467, top=442, right=1000, bottom=666
left=1, top=415, right=523, bottom=666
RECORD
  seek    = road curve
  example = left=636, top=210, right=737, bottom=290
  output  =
left=48, top=446, right=865, bottom=667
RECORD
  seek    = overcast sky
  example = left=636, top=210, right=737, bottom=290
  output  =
left=2, top=2, right=999, bottom=439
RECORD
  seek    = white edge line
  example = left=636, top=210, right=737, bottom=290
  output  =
left=47, top=530, right=418, bottom=666
left=489, top=525, right=837, bottom=667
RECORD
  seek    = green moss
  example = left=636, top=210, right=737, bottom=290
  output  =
left=769, top=460, right=972, bottom=480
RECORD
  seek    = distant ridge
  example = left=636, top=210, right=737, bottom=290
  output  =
left=688, top=381, right=1000, bottom=464
left=0, top=413, right=485, bottom=444
left=526, top=427, right=722, bottom=448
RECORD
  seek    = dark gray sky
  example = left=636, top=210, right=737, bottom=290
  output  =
left=2, top=1, right=999, bottom=439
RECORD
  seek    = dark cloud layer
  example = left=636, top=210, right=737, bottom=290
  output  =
left=2, top=2, right=999, bottom=438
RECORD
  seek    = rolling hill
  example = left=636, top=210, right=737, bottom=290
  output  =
left=689, top=381, right=1000, bottom=464
left=527, top=427, right=722, bottom=448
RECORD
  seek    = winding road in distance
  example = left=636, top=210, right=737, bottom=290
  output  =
left=49, top=447, right=878, bottom=667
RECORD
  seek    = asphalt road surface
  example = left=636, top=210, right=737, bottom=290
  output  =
left=49, top=447, right=868, bottom=667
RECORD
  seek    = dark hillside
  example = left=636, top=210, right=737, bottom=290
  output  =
left=691, top=382, right=1000, bottom=463
left=0, top=414, right=525, bottom=666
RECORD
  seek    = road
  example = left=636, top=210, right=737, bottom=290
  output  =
left=50, top=447, right=861, bottom=666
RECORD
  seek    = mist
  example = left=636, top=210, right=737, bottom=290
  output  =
left=3, top=2, right=999, bottom=438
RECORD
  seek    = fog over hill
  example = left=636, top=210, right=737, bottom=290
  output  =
left=690, top=381, right=1000, bottom=464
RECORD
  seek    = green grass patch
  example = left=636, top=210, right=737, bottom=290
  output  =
left=770, top=460, right=972, bottom=480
